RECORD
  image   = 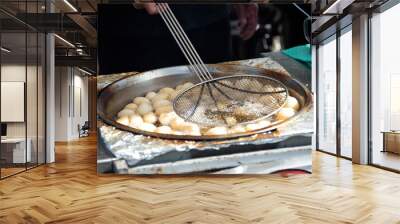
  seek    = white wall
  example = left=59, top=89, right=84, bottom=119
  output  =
left=1, top=63, right=46, bottom=164
left=0, top=64, right=40, bottom=138
left=54, top=67, right=89, bottom=141
left=55, top=67, right=69, bottom=141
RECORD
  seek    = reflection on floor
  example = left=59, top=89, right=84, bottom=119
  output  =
left=0, top=163, right=42, bottom=178
left=373, top=150, right=400, bottom=171
left=1, top=135, right=400, bottom=223
left=0, top=167, right=25, bottom=178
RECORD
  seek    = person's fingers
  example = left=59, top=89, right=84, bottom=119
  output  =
left=143, top=3, right=158, bottom=15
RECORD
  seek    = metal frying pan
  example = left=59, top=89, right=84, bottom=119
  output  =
left=97, top=64, right=313, bottom=141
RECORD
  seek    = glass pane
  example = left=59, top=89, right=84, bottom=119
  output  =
left=340, top=29, right=352, bottom=158
left=371, top=4, right=400, bottom=171
left=38, top=33, right=45, bottom=165
left=26, top=0, right=41, bottom=169
left=27, top=31, right=38, bottom=169
left=1, top=32, right=27, bottom=177
left=317, top=37, right=337, bottom=154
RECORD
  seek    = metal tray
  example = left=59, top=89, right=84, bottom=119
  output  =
left=97, top=64, right=313, bottom=140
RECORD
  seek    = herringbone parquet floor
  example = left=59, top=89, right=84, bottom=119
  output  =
left=1, top=135, right=400, bottom=224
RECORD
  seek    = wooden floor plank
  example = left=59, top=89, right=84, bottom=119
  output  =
left=1, top=135, right=400, bottom=223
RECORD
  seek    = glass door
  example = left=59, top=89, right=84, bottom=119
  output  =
left=339, top=27, right=352, bottom=158
left=317, top=35, right=337, bottom=155
left=0, top=1, right=46, bottom=179
left=370, top=3, right=400, bottom=171
left=1, top=31, right=28, bottom=178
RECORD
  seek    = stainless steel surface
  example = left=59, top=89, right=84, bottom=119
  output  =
left=124, top=146, right=311, bottom=174
left=97, top=64, right=313, bottom=140
left=99, top=124, right=313, bottom=172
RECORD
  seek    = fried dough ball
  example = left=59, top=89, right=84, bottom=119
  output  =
left=153, top=99, right=171, bottom=109
left=143, top=112, right=157, bottom=124
left=117, top=108, right=135, bottom=118
left=151, top=93, right=169, bottom=102
left=180, top=123, right=201, bottom=135
left=182, top=82, right=194, bottom=90
left=128, top=115, right=143, bottom=128
left=169, top=91, right=179, bottom=101
left=276, top=108, right=296, bottom=121
left=159, top=87, right=175, bottom=96
left=159, top=112, right=178, bottom=126
left=155, top=126, right=173, bottom=134
left=137, top=103, right=153, bottom=116
left=133, top=97, right=150, bottom=105
left=284, top=96, right=300, bottom=111
left=175, top=84, right=185, bottom=92
left=243, top=120, right=271, bottom=132
left=170, top=117, right=185, bottom=131
left=139, top=123, right=157, bottom=132
left=116, top=116, right=130, bottom=126
left=125, top=103, right=138, bottom=111
left=145, top=91, right=157, bottom=100
left=205, top=126, right=228, bottom=135
left=155, top=105, right=173, bottom=116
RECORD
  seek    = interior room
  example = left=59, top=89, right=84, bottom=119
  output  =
left=0, top=27, right=46, bottom=178
left=1, top=0, right=400, bottom=223
left=370, top=3, right=400, bottom=171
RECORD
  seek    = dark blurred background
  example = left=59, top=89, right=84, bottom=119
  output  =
left=98, top=4, right=310, bottom=75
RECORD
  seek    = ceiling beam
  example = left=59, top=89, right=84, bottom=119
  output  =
left=52, top=0, right=97, bottom=47
left=55, top=55, right=97, bottom=71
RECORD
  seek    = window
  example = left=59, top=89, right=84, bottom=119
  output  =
left=0, top=1, right=47, bottom=179
left=370, top=3, right=400, bottom=171
left=339, top=27, right=352, bottom=158
left=317, top=36, right=337, bottom=154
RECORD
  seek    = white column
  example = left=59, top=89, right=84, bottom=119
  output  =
left=352, top=14, right=369, bottom=164
left=46, top=0, right=55, bottom=163
left=46, top=33, right=55, bottom=163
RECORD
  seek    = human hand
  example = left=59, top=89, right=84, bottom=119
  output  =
left=234, top=4, right=259, bottom=40
left=133, top=2, right=158, bottom=15
left=143, top=3, right=158, bottom=15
